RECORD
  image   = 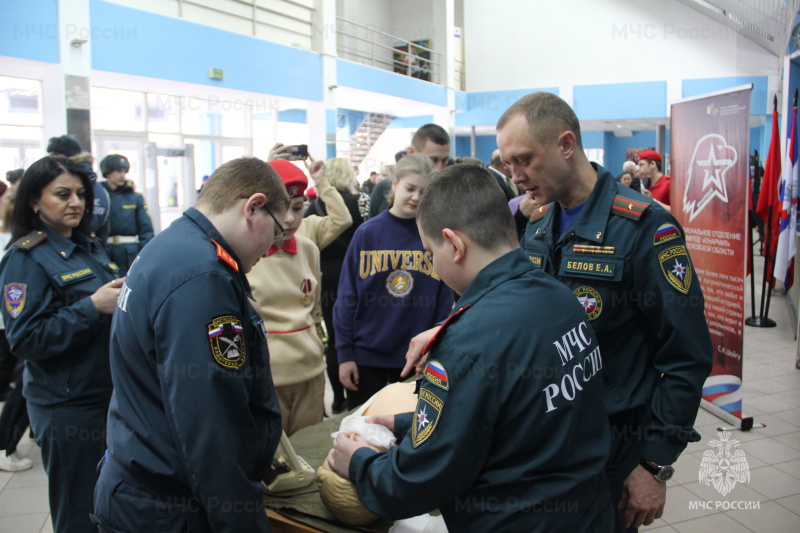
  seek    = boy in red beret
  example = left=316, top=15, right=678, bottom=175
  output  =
left=637, top=149, right=671, bottom=209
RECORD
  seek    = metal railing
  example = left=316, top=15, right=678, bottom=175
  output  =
left=336, top=16, right=441, bottom=84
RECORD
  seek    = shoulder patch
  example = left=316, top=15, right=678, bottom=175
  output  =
left=423, top=360, right=449, bottom=390
left=611, top=195, right=651, bottom=221
left=13, top=231, right=47, bottom=250
left=211, top=239, right=239, bottom=273
left=421, top=305, right=471, bottom=356
left=574, top=286, right=602, bottom=321
left=529, top=204, right=550, bottom=223
left=658, top=245, right=693, bottom=294
left=653, top=223, right=681, bottom=246
left=412, top=387, right=443, bottom=448
left=4, top=283, right=26, bottom=319
left=207, top=315, right=247, bottom=369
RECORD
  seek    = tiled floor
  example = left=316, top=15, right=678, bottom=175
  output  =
left=0, top=270, right=798, bottom=532
left=640, top=282, right=800, bottom=531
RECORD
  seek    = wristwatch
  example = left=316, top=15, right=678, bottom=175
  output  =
left=640, top=459, right=674, bottom=482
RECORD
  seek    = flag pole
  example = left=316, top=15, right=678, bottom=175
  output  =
left=765, top=88, right=799, bottom=318
left=747, top=95, right=779, bottom=327
left=748, top=149, right=759, bottom=320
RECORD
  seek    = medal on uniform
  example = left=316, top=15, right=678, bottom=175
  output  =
left=301, top=278, right=312, bottom=306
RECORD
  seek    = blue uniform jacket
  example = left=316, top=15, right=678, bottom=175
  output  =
left=350, top=249, right=612, bottom=532
left=104, top=207, right=281, bottom=532
left=102, top=181, right=154, bottom=274
left=76, top=161, right=110, bottom=243
left=93, top=179, right=111, bottom=243
left=521, top=164, right=713, bottom=465
left=0, top=225, right=118, bottom=406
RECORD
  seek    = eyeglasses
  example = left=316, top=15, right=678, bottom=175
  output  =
left=240, top=195, right=287, bottom=244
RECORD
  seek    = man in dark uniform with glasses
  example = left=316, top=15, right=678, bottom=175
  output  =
left=93, top=157, right=292, bottom=532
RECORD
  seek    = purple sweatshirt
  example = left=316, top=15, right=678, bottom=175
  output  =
left=334, top=210, right=454, bottom=368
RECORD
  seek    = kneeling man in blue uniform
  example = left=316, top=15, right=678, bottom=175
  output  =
left=93, top=157, right=292, bottom=532
left=329, top=165, right=613, bottom=532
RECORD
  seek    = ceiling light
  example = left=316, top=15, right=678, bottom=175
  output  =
left=689, top=0, right=725, bottom=16
left=726, top=12, right=774, bottom=41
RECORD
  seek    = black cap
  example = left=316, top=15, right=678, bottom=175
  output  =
left=47, top=135, right=82, bottom=157
left=99, top=154, right=130, bottom=177
left=5, top=169, right=23, bottom=184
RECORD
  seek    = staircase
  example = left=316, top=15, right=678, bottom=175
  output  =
left=349, top=113, right=394, bottom=169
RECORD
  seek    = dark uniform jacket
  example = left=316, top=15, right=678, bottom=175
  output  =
left=521, top=164, right=713, bottom=466
left=102, top=181, right=154, bottom=275
left=350, top=248, right=612, bottom=532
left=102, top=208, right=281, bottom=532
left=0, top=225, right=118, bottom=406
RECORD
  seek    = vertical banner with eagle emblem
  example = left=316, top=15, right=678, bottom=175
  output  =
left=671, top=85, right=752, bottom=424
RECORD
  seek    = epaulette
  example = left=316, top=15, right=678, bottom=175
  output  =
left=13, top=230, right=47, bottom=250
left=611, top=195, right=651, bottom=221
left=528, top=204, right=551, bottom=223
left=211, top=239, right=239, bottom=273
left=421, top=305, right=471, bottom=356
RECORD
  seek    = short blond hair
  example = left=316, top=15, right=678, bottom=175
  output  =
left=325, top=158, right=358, bottom=192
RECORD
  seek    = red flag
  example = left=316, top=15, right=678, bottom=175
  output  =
left=756, top=107, right=781, bottom=283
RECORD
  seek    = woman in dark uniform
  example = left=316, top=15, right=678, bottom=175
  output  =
left=99, top=154, right=153, bottom=275
left=0, top=156, right=122, bottom=533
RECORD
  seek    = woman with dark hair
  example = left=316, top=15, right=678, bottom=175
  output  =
left=0, top=155, right=122, bottom=533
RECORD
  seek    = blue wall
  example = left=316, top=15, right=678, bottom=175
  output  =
left=455, top=88, right=559, bottom=127
left=90, top=0, right=322, bottom=101
left=453, top=136, right=497, bottom=163
left=604, top=131, right=659, bottom=174
left=336, top=59, right=446, bottom=106
left=0, top=0, right=59, bottom=63
left=387, top=115, right=435, bottom=130
left=682, top=76, right=769, bottom=115
left=574, top=81, right=667, bottom=120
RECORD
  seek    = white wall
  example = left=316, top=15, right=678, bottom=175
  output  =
left=337, top=0, right=395, bottom=68
left=463, top=0, right=780, bottom=92
left=104, top=0, right=315, bottom=50
left=389, top=0, right=435, bottom=43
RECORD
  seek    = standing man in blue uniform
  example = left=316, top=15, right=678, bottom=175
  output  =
left=496, top=92, right=712, bottom=531
left=99, top=154, right=154, bottom=275
left=331, top=165, right=613, bottom=532
left=93, top=157, right=291, bottom=532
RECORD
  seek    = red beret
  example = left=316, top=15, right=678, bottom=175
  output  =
left=268, top=160, right=308, bottom=198
left=638, top=150, right=662, bottom=162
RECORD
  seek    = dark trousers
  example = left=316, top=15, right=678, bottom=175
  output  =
left=28, top=400, right=108, bottom=533
left=320, top=285, right=345, bottom=405
left=346, top=366, right=403, bottom=410
left=606, top=410, right=647, bottom=533
left=93, top=459, right=213, bottom=533
left=0, top=331, right=15, bottom=399
left=0, top=358, right=28, bottom=454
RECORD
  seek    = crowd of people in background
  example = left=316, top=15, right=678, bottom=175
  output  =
left=0, top=95, right=705, bottom=532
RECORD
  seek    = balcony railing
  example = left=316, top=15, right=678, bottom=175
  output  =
left=336, top=16, right=441, bottom=85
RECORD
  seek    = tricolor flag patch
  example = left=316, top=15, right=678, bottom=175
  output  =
left=654, top=223, right=681, bottom=246
left=207, top=315, right=246, bottom=370
left=424, top=360, right=449, bottom=390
